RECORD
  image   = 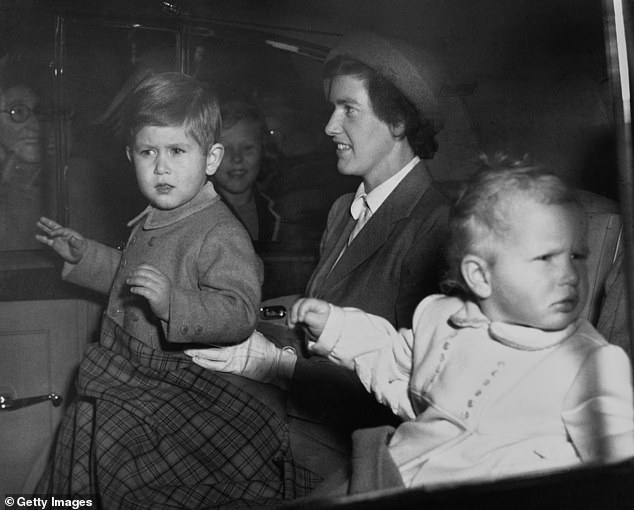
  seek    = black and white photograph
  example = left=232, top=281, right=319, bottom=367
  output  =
left=1, top=1, right=633, bottom=508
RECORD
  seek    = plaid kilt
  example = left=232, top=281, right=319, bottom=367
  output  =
left=36, top=317, right=319, bottom=509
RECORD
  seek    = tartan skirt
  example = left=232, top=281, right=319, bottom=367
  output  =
left=36, top=317, right=319, bottom=509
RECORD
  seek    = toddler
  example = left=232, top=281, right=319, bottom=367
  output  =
left=35, top=73, right=306, bottom=507
left=290, top=156, right=634, bottom=493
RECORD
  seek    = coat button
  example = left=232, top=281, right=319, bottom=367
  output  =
left=180, top=325, right=189, bottom=335
left=194, top=325, right=203, bottom=335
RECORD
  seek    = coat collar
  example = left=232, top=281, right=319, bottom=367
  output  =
left=254, top=187, right=281, bottom=241
left=449, top=299, right=580, bottom=351
left=127, top=182, right=220, bottom=230
left=352, top=156, right=421, bottom=217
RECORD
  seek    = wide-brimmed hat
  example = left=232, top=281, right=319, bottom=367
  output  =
left=326, top=30, right=442, bottom=122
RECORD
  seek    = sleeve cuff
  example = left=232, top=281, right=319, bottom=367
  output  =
left=61, top=260, right=78, bottom=279
left=279, top=346, right=298, bottom=379
left=309, top=304, right=345, bottom=356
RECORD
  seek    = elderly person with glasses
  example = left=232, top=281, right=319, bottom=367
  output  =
left=0, top=58, right=52, bottom=250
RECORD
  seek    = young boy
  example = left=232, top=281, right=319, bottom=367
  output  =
left=289, top=156, right=634, bottom=494
left=35, top=73, right=308, bottom=507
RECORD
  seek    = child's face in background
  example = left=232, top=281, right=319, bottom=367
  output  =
left=213, top=119, right=262, bottom=196
left=481, top=197, right=589, bottom=331
left=128, top=124, right=221, bottom=210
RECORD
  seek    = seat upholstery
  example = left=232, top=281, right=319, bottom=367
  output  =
left=577, top=190, right=622, bottom=325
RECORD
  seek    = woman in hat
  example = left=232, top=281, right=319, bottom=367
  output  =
left=187, top=30, right=450, bottom=487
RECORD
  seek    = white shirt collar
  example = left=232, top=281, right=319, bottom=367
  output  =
left=350, top=156, right=420, bottom=219
left=449, top=299, right=579, bottom=351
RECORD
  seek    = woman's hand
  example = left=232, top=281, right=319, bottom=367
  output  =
left=185, top=330, right=296, bottom=388
left=126, top=264, right=171, bottom=321
left=35, top=216, right=87, bottom=264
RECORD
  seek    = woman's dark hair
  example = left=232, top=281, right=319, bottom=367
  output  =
left=323, top=55, right=439, bottom=159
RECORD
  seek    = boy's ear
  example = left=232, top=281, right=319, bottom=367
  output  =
left=125, top=146, right=132, bottom=162
left=205, top=143, right=224, bottom=176
left=461, top=254, right=492, bottom=299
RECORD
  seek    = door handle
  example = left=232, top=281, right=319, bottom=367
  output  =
left=0, top=392, right=63, bottom=411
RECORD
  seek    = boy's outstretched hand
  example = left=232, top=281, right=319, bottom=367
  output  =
left=288, top=297, right=331, bottom=339
left=35, top=216, right=87, bottom=263
left=126, top=264, right=171, bottom=321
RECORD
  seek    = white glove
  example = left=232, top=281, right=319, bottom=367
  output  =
left=184, top=330, right=297, bottom=388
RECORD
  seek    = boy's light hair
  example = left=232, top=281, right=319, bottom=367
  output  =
left=220, top=99, right=266, bottom=136
left=442, top=153, right=582, bottom=297
left=126, top=72, right=221, bottom=151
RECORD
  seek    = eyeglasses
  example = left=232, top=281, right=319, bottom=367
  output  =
left=0, top=104, right=44, bottom=124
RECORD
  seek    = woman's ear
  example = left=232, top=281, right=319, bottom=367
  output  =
left=205, top=143, right=224, bottom=177
left=461, top=254, right=492, bottom=299
left=390, top=121, right=406, bottom=138
left=125, top=146, right=132, bottom=163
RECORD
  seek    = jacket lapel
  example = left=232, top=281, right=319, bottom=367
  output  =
left=321, top=162, right=434, bottom=288
left=305, top=201, right=356, bottom=293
